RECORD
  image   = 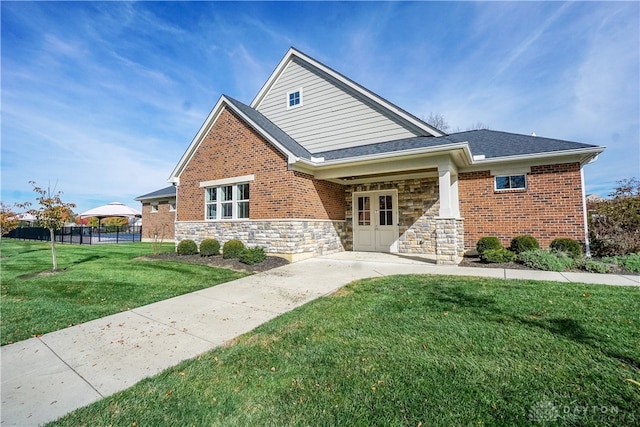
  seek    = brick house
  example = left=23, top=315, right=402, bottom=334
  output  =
left=135, top=186, right=176, bottom=241
left=168, top=47, right=604, bottom=264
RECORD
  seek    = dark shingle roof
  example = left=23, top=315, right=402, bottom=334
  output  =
left=225, top=96, right=313, bottom=160
left=135, top=185, right=176, bottom=201
left=316, top=137, right=452, bottom=160
left=314, top=129, right=600, bottom=161
left=442, top=129, right=598, bottom=159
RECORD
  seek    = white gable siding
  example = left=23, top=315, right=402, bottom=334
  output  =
left=256, top=58, right=422, bottom=154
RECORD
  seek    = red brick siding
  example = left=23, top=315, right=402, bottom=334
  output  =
left=177, top=108, right=345, bottom=221
left=459, top=163, right=584, bottom=249
left=140, top=200, right=175, bottom=239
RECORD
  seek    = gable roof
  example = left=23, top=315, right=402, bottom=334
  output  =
left=169, top=95, right=313, bottom=183
left=135, top=185, right=176, bottom=201
left=251, top=47, right=444, bottom=139
left=225, top=96, right=312, bottom=159
left=169, top=48, right=605, bottom=183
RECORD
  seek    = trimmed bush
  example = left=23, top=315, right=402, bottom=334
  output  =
left=480, top=248, right=516, bottom=263
left=222, top=239, right=246, bottom=259
left=176, top=239, right=198, bottom=256
left=199, top=238, right=220, bottom=257
left=239, top=247, right=267, bottom=265
left=517, top=249, right=573, bottom=272
left=573, top=258, right=611, bottom=274
left=510, top=235, right=540, bottom=254
left=602, top=253, right=640, bottom=272
left=476, top=237, right=502, bottom=256
left=550, top=238, right=582, bottom=258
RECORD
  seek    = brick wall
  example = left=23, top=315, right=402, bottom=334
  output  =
left=459, top=162, right=585, bottom=249
left=177, top=108, right=345, bottom=222
left=140, top=200, right=175, bottom=240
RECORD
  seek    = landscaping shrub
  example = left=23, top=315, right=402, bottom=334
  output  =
left=588, top=177, right=640, bottom=257
left=573, top=258, right=611, bottom=274
left=176, top=239, right=198, bottom=256
left=480, top=248, right=515, bottom=263
left=239, top=247, right=267, bottom=265
left=602, top=253, right=640, bottom=272
left=550, top=238, right=583, bottom=258
left=517, top=249, right=573, bottom=272
left=199, top=238, right=220, bottom=257
left=510, top=235, right=540, bottom=254
left=476, top=236, right=502, bottom=255
left=222, top=239, right=246, bottom=259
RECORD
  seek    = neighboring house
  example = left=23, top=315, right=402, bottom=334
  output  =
left=168, top=47, right=605, bottom=264
left=135, top=186, right=176, bottom=241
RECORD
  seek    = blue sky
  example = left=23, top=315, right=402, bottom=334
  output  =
left=2, top=1, right=638, bottom=214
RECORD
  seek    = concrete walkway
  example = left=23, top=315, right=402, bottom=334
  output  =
left=2, top=252, right=638, bottom=426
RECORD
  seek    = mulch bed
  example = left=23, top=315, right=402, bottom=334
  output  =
left=458, top=256, right=534, bottom=270
left=459, top=255, right=636, bottom=275
left=140, top=252, right=290, bottom=273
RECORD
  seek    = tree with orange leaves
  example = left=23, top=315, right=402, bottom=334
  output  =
left=19, top=181, right=76, bottom=271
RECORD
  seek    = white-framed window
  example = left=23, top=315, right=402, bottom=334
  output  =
left=169, top=202, right=176, bottom=212
left=150, top=203, right=158, bottom=213
left=287, top=88, right=303, bottom=109
left=495, top=174, right=526, bottom=191
left=205, top=183, right=250, bottom=220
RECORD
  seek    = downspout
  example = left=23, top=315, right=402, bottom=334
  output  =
left=581, top=167, right=591, bottom=257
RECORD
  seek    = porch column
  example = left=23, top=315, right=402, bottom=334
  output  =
left=436, top=161, right=463, bottom=265
left=438, top=161, right=460, bottom=218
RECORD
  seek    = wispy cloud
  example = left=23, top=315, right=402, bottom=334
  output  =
left=1, top=0, right=637, bottom=214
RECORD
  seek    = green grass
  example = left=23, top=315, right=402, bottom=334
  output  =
left=1, top=240, right=247, bottom=345
left=50, top=275, right=640, bottom=426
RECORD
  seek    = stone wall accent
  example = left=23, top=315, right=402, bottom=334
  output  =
left=175, top=220, right=347, bottom=261
left=345, top=177, right=440, bottom=254
left=459, top=162, right=585, bottom=249
left=435, top=217, right=464, bottom=264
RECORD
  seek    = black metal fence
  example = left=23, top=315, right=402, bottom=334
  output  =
left=4, top=226, right=142, bottom=244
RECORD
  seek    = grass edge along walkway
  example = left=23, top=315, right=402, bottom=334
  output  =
left=49, top=274, right=640, bottom=427
left=1, top=240, right=248, bottom=345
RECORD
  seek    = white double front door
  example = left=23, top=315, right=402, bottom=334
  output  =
left=353, top=191, right=399, bottom=252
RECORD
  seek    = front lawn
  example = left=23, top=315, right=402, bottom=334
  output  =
left=0, top=240, right=247, bottom=345
left=50, top=275, right=640, bottom=426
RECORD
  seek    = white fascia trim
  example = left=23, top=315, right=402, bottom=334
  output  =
left=169, top=96, right=299, bottom=183
left=294, top=142, right=473, bottom=169
left=467, top=147, right=606, bottom=168
left=225, top=97, right=298, bottom=164
left=251, top=47, right=444, bottom=137
left=200, top=175, right=255, bottom=188
left=169, top=97, right=228, bottom=182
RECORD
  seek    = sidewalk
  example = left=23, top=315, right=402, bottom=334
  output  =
left=2, top=252, right=638, bottom=426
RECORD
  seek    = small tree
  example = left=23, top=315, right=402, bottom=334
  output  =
left=19, top=181, right=75, bottom=271
left=589, top=177, right=640, bottom=256
left=0, top=202, right=20, bottom=235
left=423, top=112, right=450, bottom=133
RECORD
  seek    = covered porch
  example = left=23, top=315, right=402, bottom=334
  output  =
left=301, top=153, right=465, bottom=265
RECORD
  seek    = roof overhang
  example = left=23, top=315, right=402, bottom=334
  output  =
left=287, top=142, right=605, bottom=182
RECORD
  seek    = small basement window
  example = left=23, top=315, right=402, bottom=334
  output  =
left=495, top=174, right=526, bottom=191
left=287, top=89, right=302, bottom=109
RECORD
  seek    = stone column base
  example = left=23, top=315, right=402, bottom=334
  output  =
left=435, top=217, right=464, bottom=265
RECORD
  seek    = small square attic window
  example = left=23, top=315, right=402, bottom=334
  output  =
left=287, top=89, right=302, bottom=109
